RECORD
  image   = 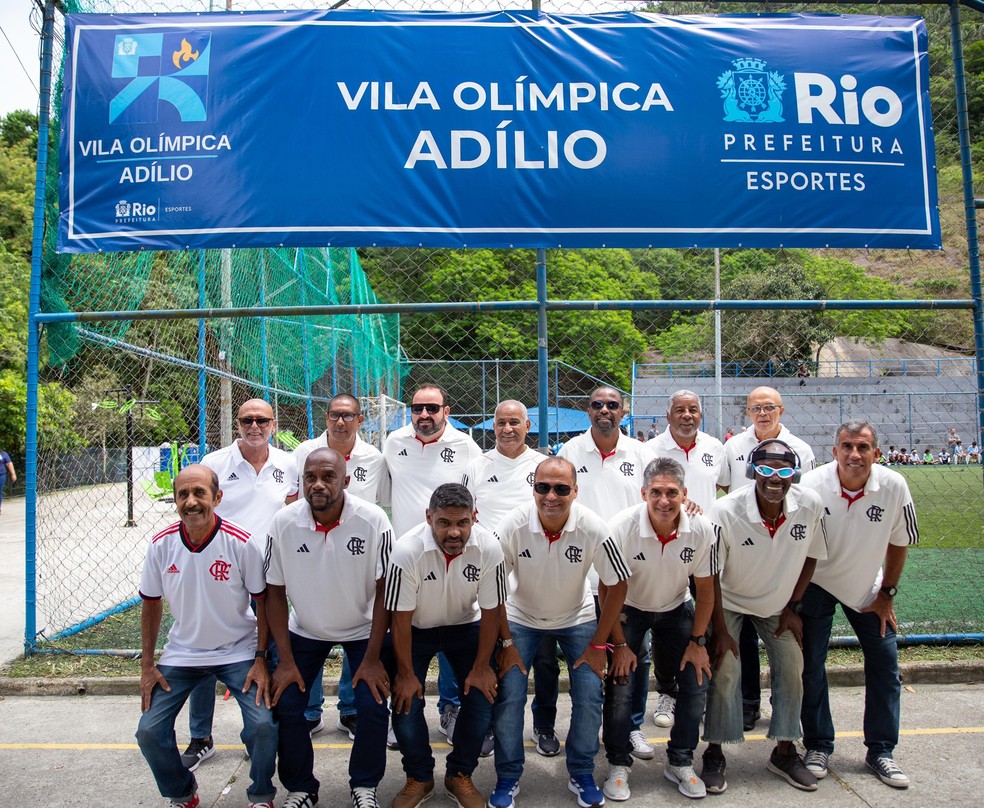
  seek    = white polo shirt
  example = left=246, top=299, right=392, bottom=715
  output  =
left=381, top=423, right=483, bottom=538
left=611, top=504, right=715, bottom=613
left=385, top=522, right=507, bottom=629
left=710, top=485, right=828, bottom=618
left=558, top=430, right=655, bottom=521
left=496, top=501, right=631, bottom=630
left=265, top=494, right=393, bottom=642
left=462, top=446, right=545, bottom=533
left=720, top=425, right=816, bottom=491
left=800, top=462, right=918, bottom=611
left=201, top=441, right=298, bottom=540
left=293, top=432, right=385, bottom=504
left=139, top=517, right=266, bottom=667
left=647, top=428, right=727, bottom=512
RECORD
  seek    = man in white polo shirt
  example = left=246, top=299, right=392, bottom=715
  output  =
left=720, top=386, right=815, bottom=733
left=559, top=386, right=656, bottom=761
left=489, top=457, right=631, bottom=808
left=602, top=457, right=715, bottom=802
left=293, top=393, right=385, bottom=740
left=703, top=440, right=826, bottom=794
left=645, top=390, right=726, bottom=731
left=799, top=420, right=918, bottom=789
left=382, top=384, right=483, bottom=741
left=183, top=397, right=297, bottom=770
left=135, top=464, right=277, bottom=808
left=266, top=448, right=395, bottom=808
left=386, top=483, right=506, bottom=808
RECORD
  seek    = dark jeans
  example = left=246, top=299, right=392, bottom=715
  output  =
left=801, top=583, right=901, bottom=757
left=739, top=616, right=762, bottom=709
left=530, top=634, right=560, bottom=730
left=274, top=632, right=395, bottom=794
left=603, top=602, right=706, bottom=767
left=391, top=621, right=493, bottom=781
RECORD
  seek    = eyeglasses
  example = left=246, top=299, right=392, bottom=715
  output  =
left=410, top=403, right=443, bottom=415
left=752, top=465, right=796, bottom=479
left=238, top=417, right=272, bottom=427
left=589, top=400, right=621, bottom=411
left=747, top=404, right=780, bottom=415
left=327, top=411, right=358, bottom=422
left=533, top=482, right=573, bottom=496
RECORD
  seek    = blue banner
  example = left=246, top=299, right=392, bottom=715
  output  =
left=58, top=11, right=940, bottom=252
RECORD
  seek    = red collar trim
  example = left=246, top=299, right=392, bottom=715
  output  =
left=415, top=434, right=440, bottom=447
left=762, top=514, right=786, bottom=539
left=597, top=446, right=617, bottom=461
left=656, top=531, right=679, bottom=552
left=314, top=518, right=341, bottom=535
left=841, top=488, right=865, bottom=508
left=544, top=529, right=563, bottom=544
left=674, top=439, right=696, bottom=459
left=441, top=550, right=459, bottom=570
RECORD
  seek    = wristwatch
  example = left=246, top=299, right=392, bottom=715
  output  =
left=254, top=649, right=272, bottom=661
left=786, top=600, right=804, bottom=615
left=689, top=635, right=707, bottom=647
left=880, top=584, right=898, bottom=598
left=498, top=638, right=514, bottom=649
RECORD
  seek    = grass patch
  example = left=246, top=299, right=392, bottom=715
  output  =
left=895, top=465, right=984, bottom=549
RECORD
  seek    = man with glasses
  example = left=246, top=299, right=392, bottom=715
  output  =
left=558, top=386, right=657, bottom=761
left=382, top=384, right=483, bottom=743
left=720, top=386, right=815, bottom=732
left=702, top=440, right=827, bottom=794
left=645, top=390, right=727, bottom=731
left=490, top=457, right=630, bottom=808
left=798, top=421, right=917, bottom=789
left=294, top=394, right=386, bottom=740
left=183, top=398, right=298, bottom=771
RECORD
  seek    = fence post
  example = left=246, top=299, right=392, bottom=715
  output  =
left=536, top=248, right=549, bottom=451
left=950, top=0, right=984, bottom=484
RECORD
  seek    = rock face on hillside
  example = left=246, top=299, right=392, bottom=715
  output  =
left=818, top=337, right=973, bottom=376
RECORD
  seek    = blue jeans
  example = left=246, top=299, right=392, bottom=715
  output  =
left=392, top=622, right=494, bottom=781
left=337, top=651, right=356, bottom=717
left=801, top=582, right=900, bottom=757
left=437, top=652, right=461, bottom=712
left=604, top=603, right=706, bottom=767
left=494, top=620, right=604, bottom=781
left=631, top=630, right=651, bottom=730
left=530, top=635, right=560, bottom=730
left=187, top=673, right=217, bottom=738
left=703, top=609, right=803, bottom=744
left=274, top=632, right=395, bottom=794
left=136, top=660, right=277, bottom=803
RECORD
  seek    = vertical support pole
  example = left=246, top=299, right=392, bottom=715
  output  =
left=259, top=252, right=270, bottom=401
left=950, top=1, right=984, bottom=483
left=197, top=251, right=207, bottom=456
left=714, top=248, right=723, bottom=438
left=219, top=247, right=233, bottom=446
left=24, top=0, right=57, bottom=654
left=536, top=248, right=549, bottom=451
left=125, top=406, right=136, bottom=527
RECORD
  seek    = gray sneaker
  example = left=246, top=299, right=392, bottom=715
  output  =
left=700, top=748, right=727, bottom=794
left=767, top=747, right=818, bottom=791
left=179, top=736, right=214, bottom=771
left=866, top=755, right=910, bottom=789
left=439, top=704, right=459, bottom=745
left=664, top=763, right=707, bottom=799
left=803, top=749, right=829, bottom=779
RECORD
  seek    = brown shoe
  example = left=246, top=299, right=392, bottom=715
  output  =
left=444, top=773, right=485, bottom=808
left=391, top=778, right=434, bottom=808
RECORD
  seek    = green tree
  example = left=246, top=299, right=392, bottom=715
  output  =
left=0, top=369, right=82, bottom=454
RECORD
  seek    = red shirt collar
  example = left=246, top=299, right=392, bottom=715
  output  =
left=314, top=518, right=341, bottom=535
left=762, top=514, right=786, bottom=539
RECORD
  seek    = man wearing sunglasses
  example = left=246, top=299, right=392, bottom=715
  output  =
left=720, top=386, right=816, bottom=733
left=490, top=457, right=631, bottom=808
left=381, top=384, right=483, bottom=745
left=293, top=394, right=386, bottom=742
left=702, top=440, right=826, bottom=794
left=183, top=398, right=298, bottom=772
left=798, top=421, right=917, bottom=789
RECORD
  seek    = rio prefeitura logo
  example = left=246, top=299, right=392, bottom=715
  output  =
left=717, top=57, right=787, bottom=123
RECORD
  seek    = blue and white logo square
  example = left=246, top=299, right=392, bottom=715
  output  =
left=717, top=58, right=786, bottom=123
left=109, top=31, right=211, bottom=124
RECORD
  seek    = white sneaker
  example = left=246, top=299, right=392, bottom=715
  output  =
left=629, top=730, right=655, bottom=760
left=664, top=763, right=707, bottom=799
left=604, top=765, right=631, bottom=801
left=652, top=693, right=676, bottom=728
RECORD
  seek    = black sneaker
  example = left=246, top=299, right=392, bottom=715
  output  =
left=531, top=727, right=560, bottom=757
left=743, top=703, right=761, bottom=732
left=180, top=736, right=215, bottom=771
left=866, top=755, right=910, bottom=789
left=767, top=746, right=818, bottom=791
left=480, top=726, right=495, bottom=758
left=336, top=714, right=357, bottom=740
left=307, top=717, right=325, bottom=737
left=701, top=748, right=728, bottom=794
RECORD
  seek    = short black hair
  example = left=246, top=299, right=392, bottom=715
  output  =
left=328, top=393, right=361, bottom=414
left=413, top=383, right=448, bottom=407
left=429, top=482, right=474, bottom=512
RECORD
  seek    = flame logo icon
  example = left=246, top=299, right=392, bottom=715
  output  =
left=172, top=38, right=199, bottom=70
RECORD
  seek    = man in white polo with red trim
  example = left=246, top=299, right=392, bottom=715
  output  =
left=386, top=483, right=506, bottom=808
left=136, top=464, right=277, bottom=808
left=798, top=419, right=918, bottom=789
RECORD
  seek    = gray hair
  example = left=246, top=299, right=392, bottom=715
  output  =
left=835, top=419, right=879, bottom=448
left=667, top=389, right=702, bottom=413
left=643, top=457, right=687, bottom=489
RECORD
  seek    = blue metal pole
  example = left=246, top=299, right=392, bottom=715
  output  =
left=24, top=1, right=56, bottom=655
left=950, top=0, right=984, bottom=485
left=197, top=252, right=207, bottom=456
left=536, top=248, right=549, bottom=451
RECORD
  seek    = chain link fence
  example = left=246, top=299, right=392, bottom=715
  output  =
left=24, top=1, right=984, bottom=652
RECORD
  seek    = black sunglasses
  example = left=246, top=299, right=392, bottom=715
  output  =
left=238, top=417, right=272, bottom=427
left=410, top=403, right=443, bottom=415
left=533, top=482, right=573, bottom=496
left=589, top=400, right=621, bottom=411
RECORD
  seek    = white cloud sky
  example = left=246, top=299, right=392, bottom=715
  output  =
left=0, top=1, right=42, bottom=118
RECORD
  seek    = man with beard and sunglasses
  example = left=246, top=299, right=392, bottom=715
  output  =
left=182, top=398, right=298, bottom=772
left=702, top=440, right=827, bottom=794
left=382, top=384, right=483, bottom=743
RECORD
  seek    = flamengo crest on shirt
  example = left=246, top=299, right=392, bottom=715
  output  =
left=790, top=524, right=807, bottom=540
left=565, top=545, right=583, bottom=563
left=619, top=462, right=635, bottom=477
left=462, top=564, right=480, bottom=582
left=353, top=466, right=367, bottom=482
left=272, top=468, right=284, bottom=483
left=347, top=537, right=366, bottom=555
left=209, top=559, right=231, bottom=581
left=680, top=547, right=695, bottom=563
left=440, top=447, right=456, bottom=463
left=867, top=504, right=885, bottom=522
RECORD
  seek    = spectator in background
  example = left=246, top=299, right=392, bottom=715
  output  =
left=0, top=448, right=15, bottom=515
left=636, top=431, right=646, bottom=443
left=647, top=420, right=660, bottom=441
left=797, top=364, right=811, bottom=386
left=946, top=427, right=960, bottom=459
left=969, top=441, right=980, bottom=463
left=922, top=450, right=934, bottom=465
left=956, top=442, right=968, bottom=464
left=724, top=428, right=735, bottom=442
